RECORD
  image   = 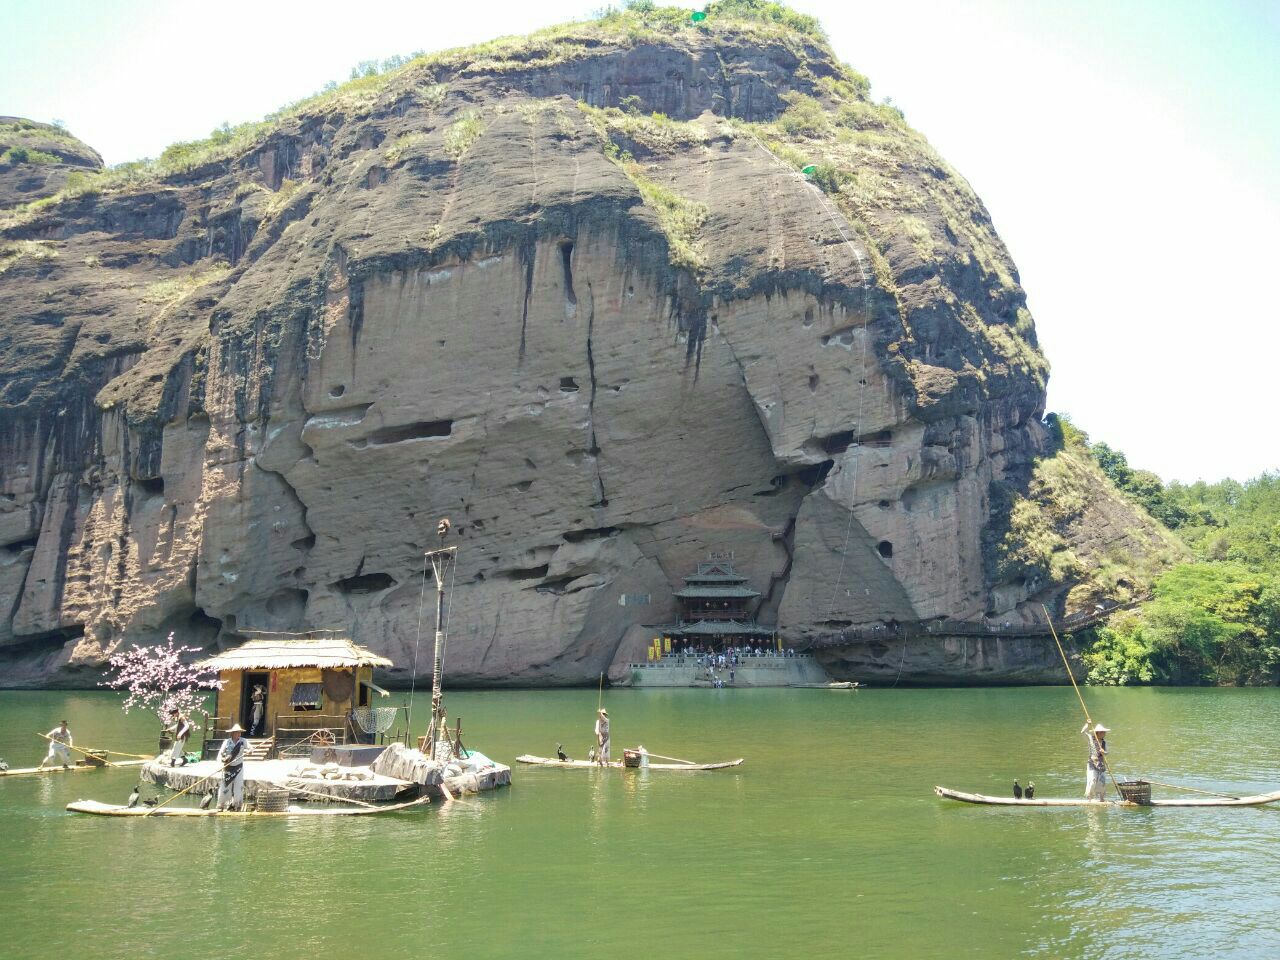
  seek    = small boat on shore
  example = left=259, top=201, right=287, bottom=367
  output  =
left=1, top=759, right=149, bottom=778
left=934, top=785, right=1280, bottom=808
left=65, top=795, right=432, bottom=817
left=517, top=755, right=743, bottom=771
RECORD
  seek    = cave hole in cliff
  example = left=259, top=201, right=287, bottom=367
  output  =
left=820, top=430, right=856, bottom=455
left=563, top=526, right=620, bottom=543
left=331, top=572, right=397, bottom=594
left=514, top=480, right=534, bottom=492
left=188, top=608, right=223, bottom=637
left=366, top=420, right=453, bottom=444
left=877, top=541, right=894, bottom=559
left=291, top=534, right=317, bottom=551
left=559, top=377, right=580, bottom=393
left=863, top=429, right=893, bottom=446
left=3, top=537, right=38, bottom=555
left=329, top=385, right=346, bottom=398
left=535, top=574, right=580, bottom=595
left=796, top=460, right=834, bottom=487
left=559, top=240, right=577, bottom=306
left=809, top=372, right=819, bottom=393
left=9, top=623, right=87, bottom=649
left=502, top=564, right=550, bottom=581
left=135, top=476, right=164, bottom=496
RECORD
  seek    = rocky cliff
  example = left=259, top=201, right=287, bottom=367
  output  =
left=0, top=6, right=1173, bottom=686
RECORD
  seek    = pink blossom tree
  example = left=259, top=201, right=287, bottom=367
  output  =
left=101, top=632, right=223, bottom=721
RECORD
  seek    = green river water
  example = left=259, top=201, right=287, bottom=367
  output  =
left=1, top=686, right=1278, bottom=959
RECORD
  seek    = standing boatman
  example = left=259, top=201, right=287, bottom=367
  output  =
left=1082, top=721, right=1110, bottom=801
left=594, top=708, right=611, bottom=767
left=166, top=711, right=194, bottom=767
left=39, top=720, right=74, bottom=770
left=216, top=724, right=248, bottom=811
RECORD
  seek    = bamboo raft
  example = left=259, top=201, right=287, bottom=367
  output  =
left=935, top=786, right=1280, bottom=808
left=65, top=795, right=432, bottom=817
left=517, top=755, right=743, bottom=771
left=0, top=759, right=149, bottom=778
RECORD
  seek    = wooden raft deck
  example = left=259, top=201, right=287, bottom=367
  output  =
left=517, top=755, right=743, bottom=771
left=66, top=796, right=432, bottom=818
left=935, top=786, right=1280, bottom=808
left=0, top=759, right=149, bottom=778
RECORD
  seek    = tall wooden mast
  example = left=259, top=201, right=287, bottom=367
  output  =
left=425, top=519, right=456, bottom=758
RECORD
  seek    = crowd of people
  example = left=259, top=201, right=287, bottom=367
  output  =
left=670, top=643, right=800, bottom=665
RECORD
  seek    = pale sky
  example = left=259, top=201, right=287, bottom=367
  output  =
left=2, top=0, right=1277, bottom=483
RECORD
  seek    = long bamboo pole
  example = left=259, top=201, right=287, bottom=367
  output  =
left=640, top=752, right=697, bottom=765
left=1043, top=610, right=1243, bottom=801
left=263, top=780, right=381, bottom=809
left=99, top=747, right=159, bottom=760
left=1133, top=778, right=1240, bottom=801
left=36, top=732, right=120, bottom=768
left=1042, top=606, right=1123, bottom=800
left=146, top=758, right=229, bottom=815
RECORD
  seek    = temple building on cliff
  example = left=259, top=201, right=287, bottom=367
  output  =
left=625, top=555, right=831, bottom=687
left=662, top=556, right=776, bottom=651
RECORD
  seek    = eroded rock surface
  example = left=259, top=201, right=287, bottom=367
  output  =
left=0, top=16, right=1172, bottom=686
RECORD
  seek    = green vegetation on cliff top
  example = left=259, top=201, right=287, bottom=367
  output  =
left=2, top=1, right=835, bottom=221
left=1028, top=415, right=1280, bottom=687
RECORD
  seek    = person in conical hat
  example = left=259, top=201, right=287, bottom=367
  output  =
left=594, top=708, right=610, bottom=767
left=1082, top=721, right=1110, bottom=801
left=216, top=724, right=248, bottom=811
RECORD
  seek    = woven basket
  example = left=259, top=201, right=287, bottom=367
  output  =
left=1117, top=780, right=1152, bottom=804
left=622, top=749, right=643, bottom=768
left=254, top=787, right=291, bottom=812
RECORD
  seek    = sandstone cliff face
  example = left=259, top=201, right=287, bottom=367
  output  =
left=0, top=12, right=1169, bottom=685
left=0, top=118, right=103, bottom=210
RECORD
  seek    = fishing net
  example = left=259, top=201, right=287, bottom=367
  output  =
left=351, top=706, right=399, bottom=734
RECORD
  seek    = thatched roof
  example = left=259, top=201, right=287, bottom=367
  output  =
left=199, top=631, right=393, bottom=671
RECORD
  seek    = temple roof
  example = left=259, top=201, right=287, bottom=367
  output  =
left=683, top=573, right=749, bottom=584
left=675, top=585, right=760, bottom=599
left=663, top=620, right=775, bottom=637
left=199, top=631, right=393, bottom=671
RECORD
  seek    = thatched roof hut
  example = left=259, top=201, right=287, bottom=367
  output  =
left=200, top=631, right=393, bottom=671
left=200, top=631, right=394, bottom=746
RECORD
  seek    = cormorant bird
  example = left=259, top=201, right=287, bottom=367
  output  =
left=200, top=792, right=214, bottom=810
left=126, top=785, right=141, bottom=808
left=556, top=743, right=568, bottom=762
left=0, top=758, right=8, bottom=772
left=140, top=796, right=159, bottom=807
left=1025, top=782, right=1036, bottom=800
left=1013, top=779, right=1024, bottom=800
